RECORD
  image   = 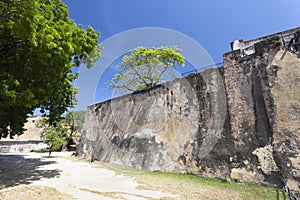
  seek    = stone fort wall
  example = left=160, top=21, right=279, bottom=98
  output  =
left=77, top=27, right=300, bottom=190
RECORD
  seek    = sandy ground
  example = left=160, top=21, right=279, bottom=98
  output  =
left=0, top=152, right=178, bottom=200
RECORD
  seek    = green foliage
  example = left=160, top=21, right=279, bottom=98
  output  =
left=0, top=0, right=102, bottom=138
left=37, top=110, right=85, bottom=151
left=109, top=46, right=185, bottom=93
left=63, top=110, right=86, bottom=148
left=37, top=118, right=68, bottom=151
left=64, top=110, right=86, bottom=134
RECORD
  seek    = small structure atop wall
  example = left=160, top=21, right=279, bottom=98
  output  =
left=230, top=27, right=300, bottom=57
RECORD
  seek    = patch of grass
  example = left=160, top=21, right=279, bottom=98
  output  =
left=71, top=157, right=144, bottom=174
left=71, top=158, right=288, bottom=200
left=96, top=162, right=144, bottom=174
left=134, top=172, right=287, bottom=200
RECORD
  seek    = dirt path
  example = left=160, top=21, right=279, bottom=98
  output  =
left=0, top=152, right=178, bottom=200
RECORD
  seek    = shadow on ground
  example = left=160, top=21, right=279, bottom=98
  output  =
left=0, top=154, right=60, bottom=189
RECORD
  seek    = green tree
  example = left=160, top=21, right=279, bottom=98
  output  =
left=37, top=117, right=68, bottom=156
left=37, top=110, right=85, bottom=155
left=0, top=0, right=102, bottom=138
left=109, top=46, right=185, bottom=93
left=64, top=110, right=86, bottom=148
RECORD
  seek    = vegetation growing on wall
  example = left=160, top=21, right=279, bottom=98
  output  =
left=109, top=46, right=185, bottom=94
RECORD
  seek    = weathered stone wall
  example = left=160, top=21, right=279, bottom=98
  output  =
left=78, top=68, right=227, bottom=172
left=77, top=28, right=300, bottom=190
left=224, top=33, right=300, bottom=190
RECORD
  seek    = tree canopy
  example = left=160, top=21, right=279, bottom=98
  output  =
left=0, top=0, right=102, bottom=138
left=109, top=46, right=185, bottom=93
left=64, top=110, right=86, bottom=141
left=37, top=117, right=68, bottom=154
left=37, top=110, right=85, bottom=153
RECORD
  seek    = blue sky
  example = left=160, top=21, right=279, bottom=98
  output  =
left=61, top=0, right=300, bottom=110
